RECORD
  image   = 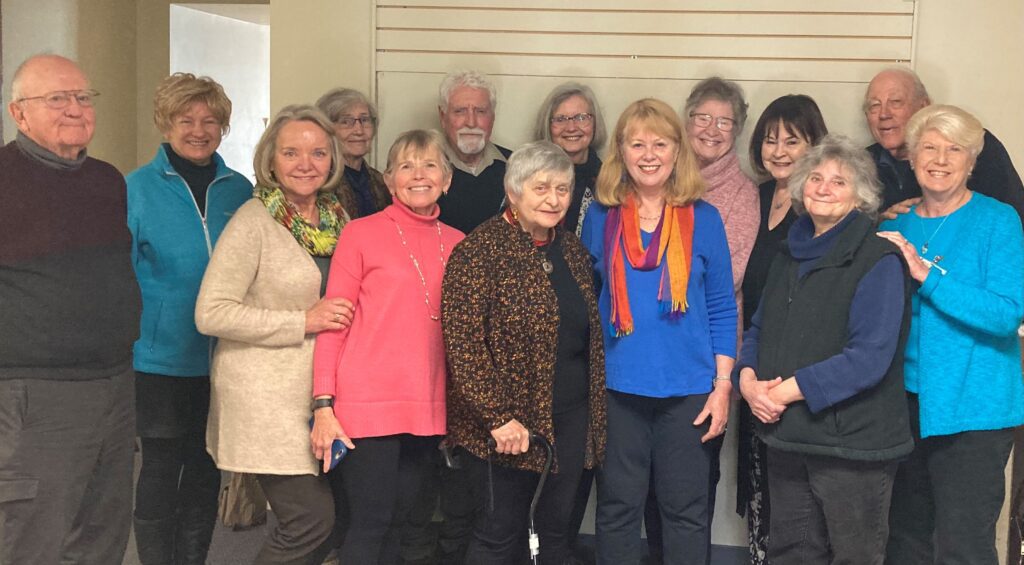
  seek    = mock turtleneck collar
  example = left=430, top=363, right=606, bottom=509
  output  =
left=15, top=132, right=87, bottom=170
left=788, top=211, right=861, bottom=277
left=384, top=201, right=440, bottom=224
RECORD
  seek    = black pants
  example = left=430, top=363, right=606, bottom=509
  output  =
left=255, top=473, right=335, bottom=565
left=886, top=395, right=1014, bottom=565
left=329, top=434, right=437, bottom=565
left=0, top=369, right=135, bottom=565
left=642, top=432, right=724, bottom=565
left=400, top=448, right=478, bottom=565
left=596, top=391, right=715, bottom=565
left=768, top=448, right=897, bottom=565
left=465, top=406, right=588, bottom=565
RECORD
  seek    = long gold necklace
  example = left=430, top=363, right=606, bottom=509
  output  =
left=392, top=218, right=446, bottom=321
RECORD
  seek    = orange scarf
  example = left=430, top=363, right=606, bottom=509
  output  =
left=605, top=194, right=694, bottom=336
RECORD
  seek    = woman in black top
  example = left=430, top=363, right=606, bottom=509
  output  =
left=738, top=94, right=828, bottom=564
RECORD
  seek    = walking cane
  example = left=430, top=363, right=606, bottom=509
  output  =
left=487, top=432, right=554, bottom=565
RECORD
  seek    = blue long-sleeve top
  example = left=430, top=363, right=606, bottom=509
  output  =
left=879, top=193, right=1024, bottom=437
left=738, top=212, right=905, bottom=413
left=581, top=201, right=736, bottom=397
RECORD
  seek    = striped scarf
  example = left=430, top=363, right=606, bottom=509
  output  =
left=604, top=193, right=694, bottom=336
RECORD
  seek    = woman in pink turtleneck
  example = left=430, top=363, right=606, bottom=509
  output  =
left=311, top=129, right=464, bottom=564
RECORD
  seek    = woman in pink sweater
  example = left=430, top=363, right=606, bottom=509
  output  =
left=311, top=129, right=464, bottom=564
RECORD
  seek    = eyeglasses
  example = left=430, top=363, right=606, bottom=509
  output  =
left=550, top=113, right=594, bottom=126
left=336, top=116, right=374, bottom=128
left=17, top=89, right=100, bottom=109
left=689, top=112, right=736, bottom=132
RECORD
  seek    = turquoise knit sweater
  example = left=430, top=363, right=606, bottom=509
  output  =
left=880, top=193, right=1024, bottom=438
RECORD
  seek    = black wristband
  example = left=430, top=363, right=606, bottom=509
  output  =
left=312, top=397, right=334, bottom=411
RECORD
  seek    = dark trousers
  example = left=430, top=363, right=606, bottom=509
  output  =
left=767, top=448, right=897, bottom=565
left=643, top=432, right=724, bottom=565
left=400, top=448, right=478, bottom=565
left=596, top=390, right=715, bottom=565
left=329, top=434, right=437, bottom=565
left=886, top=395, right=1014, bottom=565
left=255, top=473, right=335, bottom=565
left=465, top=405, right=588, bottom=565
left=0, top=368, right=136, bottom=565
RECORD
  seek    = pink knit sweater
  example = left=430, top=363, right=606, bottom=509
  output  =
left=313, top=203, right=464, bottom=438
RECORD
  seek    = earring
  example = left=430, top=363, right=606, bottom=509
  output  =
left=510, top=206, right=520, bottom=221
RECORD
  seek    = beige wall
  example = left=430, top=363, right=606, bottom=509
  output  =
left=78, top=0, right=136, bottom=173
left=269, top=0, right=373, bottom=113
left=915, top=0, right=1024, bottom=177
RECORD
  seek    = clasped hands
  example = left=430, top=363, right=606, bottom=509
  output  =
left=738, top=367, right=789, bottom=424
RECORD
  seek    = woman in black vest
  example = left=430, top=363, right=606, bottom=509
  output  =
left=735, top=134, right=912, bottom=565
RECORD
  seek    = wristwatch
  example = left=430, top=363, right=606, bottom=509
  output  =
left=312, top=397, right=334, bottom=411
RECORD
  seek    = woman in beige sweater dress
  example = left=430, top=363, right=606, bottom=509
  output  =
left=195, top=105, right=353, bottom=565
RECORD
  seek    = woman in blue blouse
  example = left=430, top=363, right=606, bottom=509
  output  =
left=878, top=105, right=1024, bottom=565
left=582, top=98, right=736, bottom=565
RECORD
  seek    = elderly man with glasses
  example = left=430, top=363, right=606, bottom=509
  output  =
left=864, top=67, right=1024, bottom=222
left=0, top=54, right=141, bottom=565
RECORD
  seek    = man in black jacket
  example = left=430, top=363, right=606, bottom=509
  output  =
left=864, top=67, right=1024, bottom=223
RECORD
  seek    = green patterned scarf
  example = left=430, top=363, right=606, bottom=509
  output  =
left=255, top=185, right=348, bottom=256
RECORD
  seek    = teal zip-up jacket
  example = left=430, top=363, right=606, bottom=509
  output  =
left=127, top=145, right=253, bottom=376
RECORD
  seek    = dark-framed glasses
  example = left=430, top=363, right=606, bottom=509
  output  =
left=337, top=115, right=374, bottom=128
left=689, top=112, right=736, bottom=132
left=550, top=113, right=594, bottom=126
left=17, top=89, right=100, bottom=109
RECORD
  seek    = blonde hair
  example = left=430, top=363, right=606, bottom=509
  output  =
left=384, top=129, right=452, bottom=178
left=153, top=73, right=232, bottom=135
left=252, top=105, right=344, bottom=192
left=906, top=104, right=985, bottom=160
left=596, top=98, right=705, bottom=206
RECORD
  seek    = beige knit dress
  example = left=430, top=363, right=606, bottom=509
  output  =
left=195, top=198, right=322, bottom=476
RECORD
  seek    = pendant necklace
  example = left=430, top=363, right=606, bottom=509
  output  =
left=536, top=242, right=555, bottom=274
left=392, top=218, right=446, bottom=321
left=917, top=213, right=950, bottom=256
left=504, top=207, right=554, bottom=274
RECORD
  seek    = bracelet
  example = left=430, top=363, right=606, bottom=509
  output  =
left=712, top=375, right=732, bottom=387
left=312, top=397, right=334, bottom=411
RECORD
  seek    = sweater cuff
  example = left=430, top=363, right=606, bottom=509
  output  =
left=918, top=266, right=942, bottom=298
left=795, top=367, right=829, bottom=414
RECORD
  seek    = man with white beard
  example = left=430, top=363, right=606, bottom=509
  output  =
left=435, top=70, right=512, bottom=234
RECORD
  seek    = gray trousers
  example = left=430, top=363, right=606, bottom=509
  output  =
left=0, top=368, right=136, bottom=565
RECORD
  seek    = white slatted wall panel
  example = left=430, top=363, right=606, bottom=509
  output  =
left=372, top=2, right=916, bottom=545
left=373, top=0, right=916, bottom=181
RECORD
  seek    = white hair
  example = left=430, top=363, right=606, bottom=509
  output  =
left=438, top=70, right=497, bottom=111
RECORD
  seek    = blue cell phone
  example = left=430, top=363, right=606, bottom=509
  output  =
left=309, top=417, right=348, bottom=472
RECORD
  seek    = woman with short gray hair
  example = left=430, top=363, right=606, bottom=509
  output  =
left=443, top=141, right=607, bottom=564
left=534, top=81, right=607, bottom=236
left=738, top=133, right=912, bottom=564
left=316, top=87, right=390, bottom=219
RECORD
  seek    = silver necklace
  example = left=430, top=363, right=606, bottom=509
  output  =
left=917, top=213, right=951, bottom=256
left=393, top=219, right=446, bottom=321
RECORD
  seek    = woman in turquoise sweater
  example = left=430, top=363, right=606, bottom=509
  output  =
left=878, top=105, right=1024, bottom=565
left=127, top=73, right=252, bottom=565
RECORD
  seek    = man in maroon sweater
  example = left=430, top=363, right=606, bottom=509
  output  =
left=0, top=54, right=141, bottom=564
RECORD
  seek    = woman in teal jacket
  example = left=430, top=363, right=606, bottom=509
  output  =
left=878, top=105, right=1024, bottom=565
left=127, top=73, right=253, bottom=565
